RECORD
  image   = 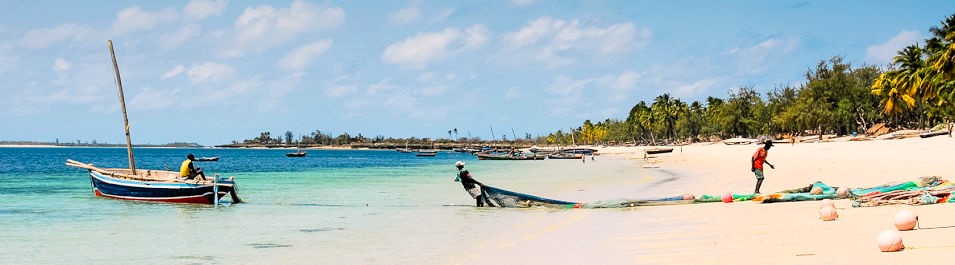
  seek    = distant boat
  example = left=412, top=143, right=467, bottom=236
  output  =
left=645, top=148, right=674, bottom=155
left=415, top=150, right=437, bottom=157
left=286, top=151, right=307, bottom=157
left=397, top=141, right=414, bottom=153
left=197, top=156, right=220, bottom=161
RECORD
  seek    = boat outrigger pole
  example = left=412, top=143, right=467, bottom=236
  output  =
left=108, top=40, right=136, bottom=175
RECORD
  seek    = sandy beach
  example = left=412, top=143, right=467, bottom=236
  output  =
left=462, top=136, right=955, bottom=264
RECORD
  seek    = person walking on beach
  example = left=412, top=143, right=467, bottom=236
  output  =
left=454, top=161, right=488, bottom=207
left=180, top=154, right=207, bottom=181
left=751, top=141, right=775, bottom=194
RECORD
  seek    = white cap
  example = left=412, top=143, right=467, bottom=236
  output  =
left=455, top=161, right=465, bottom=167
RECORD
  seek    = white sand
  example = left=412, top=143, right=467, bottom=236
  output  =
left=458, top=137, right=955, bottom=264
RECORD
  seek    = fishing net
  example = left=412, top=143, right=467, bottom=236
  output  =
left=481, top=185, right=581, bottom=209
left=480, top=185, right=694, bottom=209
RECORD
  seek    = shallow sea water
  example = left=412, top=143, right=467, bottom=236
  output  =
left=0, top=147, right=674, bottom=264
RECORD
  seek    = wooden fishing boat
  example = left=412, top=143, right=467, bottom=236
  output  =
left=65, top=40, right=242, bottom=205
left=558, top=148, right=598, bottom=155
left=645, top=147, right=674, bottom=155
left=67, top=160, right=241, bottom=204
left=475, top=152, right=545, bottom=160
left=546, top=153, right=583, bottom=159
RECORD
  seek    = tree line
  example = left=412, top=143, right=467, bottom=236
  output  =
left=546, top=13, right=955, bottom=146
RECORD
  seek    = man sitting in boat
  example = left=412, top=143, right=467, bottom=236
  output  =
left=180, top=154, right=207, bottom=181
left=454, top=161, right=488, bottom=207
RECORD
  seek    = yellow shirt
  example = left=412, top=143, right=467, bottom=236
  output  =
left=180, top=159, right=193, bottom=177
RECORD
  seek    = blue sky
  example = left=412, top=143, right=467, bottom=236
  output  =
left=0, top=0, right=952, bottom=145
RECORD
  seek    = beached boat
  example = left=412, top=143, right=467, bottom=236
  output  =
left=65, top=40, right=241, bottom=205
left=558, top=148, right=598, bottom=155
left=645, top=147, right=674, bottom=155
left=546, top=153, right=583, bottom=159
left=475, top=152, right=545, bottom=160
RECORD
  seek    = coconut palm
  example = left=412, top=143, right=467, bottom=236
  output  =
left=872, top=71, right=916, bottom=125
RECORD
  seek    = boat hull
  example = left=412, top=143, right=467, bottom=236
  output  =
left=476, top=153, right=545, bottom=160
left=89, top=170, right=235, bottom=204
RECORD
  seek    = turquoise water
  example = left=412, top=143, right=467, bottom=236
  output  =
left=0, top=147, right=659, bottom=264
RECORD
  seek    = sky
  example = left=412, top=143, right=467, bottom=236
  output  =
left=0, top=0, right=952, bottom=145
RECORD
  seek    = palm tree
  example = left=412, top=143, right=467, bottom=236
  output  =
left=931, top=14, right=955, bottom=77
left=872, top=71, right=916, bottom=125
left=652, top=93, right=680, bottom=142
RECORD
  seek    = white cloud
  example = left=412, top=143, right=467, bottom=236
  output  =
left=112, top=6, right=178, bottom=35
left=163, top=24, right=200, bottom=47
left=866, top=30, right=922, bottom=65
left=227, top=0, right=344, bottom=57
left=21, top=23, right=97, bottom=48
left=129, top=87, right=180, bottom=110
left=503, top=17, right=562, bottom=48
left=501, top=17, right=649, bottom=68
left=726, top=38, right=797, bottom=74
left=673, top=78, right=719, bottom=97
left=381, top=25, right=489, bottom=67
left=432, top=9, right=455, bottom=22
left=0, top=43, right=15, bottom=74
left=366, top=78, right=396, bottom=96
left=505, top=86, right=522, bottom=100
left=186, top=62, right=234, bottom=83
left=185, top=0, right=227, bottom=20
left=511, top=0, right=535, bottom=7
left=325, top=85, right=358, bottom=98
left=417, top=86, right=447, bottom=96
left=162, top=65, right=186, bottom=79
left=53, top=58, right=71, bottom=72
left=278, top=40, right=333, bottom=70
left=389, top=7, right=420, bottom=24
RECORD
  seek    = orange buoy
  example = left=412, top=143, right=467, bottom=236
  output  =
left=810, top=186, right=823, bottom=195
left=894, top=210, right=918, bottom=231
left=721, top=192, right=733, bottom=203
left=683, top=194, right=695, bottom=200
left=819, top=198, right=835, bottom=209
left=876, top=230, right=904, bottom=252
left=819, top=205, right=838, bottom=221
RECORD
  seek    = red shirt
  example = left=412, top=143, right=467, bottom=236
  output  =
left=752, top=147, right=768, bottom=170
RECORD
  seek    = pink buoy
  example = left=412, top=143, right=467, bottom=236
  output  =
left=683, top=194, right=695, bottom=200
left=818, top=205, right=838, bottom=221
left=819, top=199, right=835, bottom=209
left=894, top=210, right=918, bottom=231
left=876, top=230, right=904, bottom=252
left=721, top=192, right=733, bottom=203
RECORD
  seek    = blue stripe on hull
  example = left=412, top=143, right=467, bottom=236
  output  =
left=89, top=171, right=234, bottom=203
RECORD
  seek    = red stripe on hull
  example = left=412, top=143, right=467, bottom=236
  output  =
left=93, top=189, right=222, bottom=204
